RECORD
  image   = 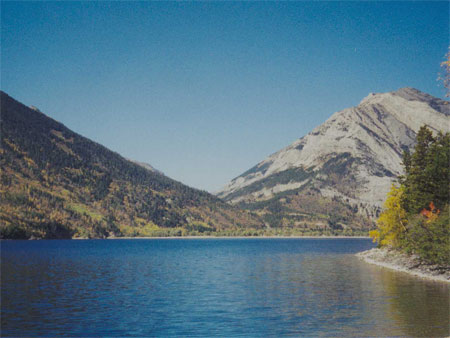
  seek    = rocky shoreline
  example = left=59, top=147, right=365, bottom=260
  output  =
left=357, top=248, right=450, bottom=283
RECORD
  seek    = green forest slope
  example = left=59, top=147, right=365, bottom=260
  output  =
left=0, top=92, right=264, bottom=238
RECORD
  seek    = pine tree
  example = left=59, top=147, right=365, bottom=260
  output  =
left=402, top=126, right=436, bottom=213
left=425, top=132, right=450, bottom=210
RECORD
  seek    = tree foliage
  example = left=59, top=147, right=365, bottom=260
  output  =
left=439, top=47, right=450, bottom=97
left=401, top=126, right=450, bottom=214
left=401, top=205, right=450, bottom=266
left=369, top=184, right=407, bottom=247
left=372, top=125, right=450, bottom=266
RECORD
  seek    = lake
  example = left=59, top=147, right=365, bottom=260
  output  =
left=1, top=238, right=449, bottom=337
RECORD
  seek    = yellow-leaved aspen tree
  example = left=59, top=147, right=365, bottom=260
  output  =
left=370, top=184, right=408, bottom=247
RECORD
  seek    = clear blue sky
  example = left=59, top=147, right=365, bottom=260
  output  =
left=2, top=1, right=448, bottom=192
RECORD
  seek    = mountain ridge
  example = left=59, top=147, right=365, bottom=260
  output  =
left=217, top=87, right=450, bottom=230
left=0, top=91, right=264, bottom=238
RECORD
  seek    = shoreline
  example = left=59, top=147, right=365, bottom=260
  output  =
left=102, top=235, right=371, bottom=240
left=356, top=248, right=450, bottom=283
left=1, top=235, right=372, bottom=241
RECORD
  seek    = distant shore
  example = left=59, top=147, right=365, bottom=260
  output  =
left=102, top=235, right=371, bottom=240
left=1, top=235, right=372, bottom=241
left=357, top=248, right=450, bottom=283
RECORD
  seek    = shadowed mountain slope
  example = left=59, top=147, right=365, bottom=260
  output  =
left=0, top=92, right=263, bottom=238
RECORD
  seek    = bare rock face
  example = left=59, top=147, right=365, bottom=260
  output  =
left=217, top=88, right=449, bottom=225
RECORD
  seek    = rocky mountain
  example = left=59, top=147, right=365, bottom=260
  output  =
left=0, top=91, right=263, bottom=239
left=217, top=88, right=450, bottom=231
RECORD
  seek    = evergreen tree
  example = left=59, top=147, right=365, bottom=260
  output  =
left=374, top=125, right=450, bottom=265
left=401, top=126, right=447, bottom=214
left=425, top=132, right=450, bottom=210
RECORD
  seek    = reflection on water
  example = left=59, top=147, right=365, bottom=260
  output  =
left=379, top=267, right=450, bottom=337
left=1, top=239, right=449, bottom=337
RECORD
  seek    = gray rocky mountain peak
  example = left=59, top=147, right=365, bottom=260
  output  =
left=217, top=88, right=449, bottom=223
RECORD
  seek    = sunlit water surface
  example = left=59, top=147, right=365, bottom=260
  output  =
left=1, top=238, right=449, bottom=337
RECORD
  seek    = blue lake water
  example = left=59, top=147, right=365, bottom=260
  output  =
left=1, top=238, right=449, bottom=337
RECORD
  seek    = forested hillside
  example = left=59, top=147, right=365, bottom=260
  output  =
left=370, top=126, right=450, bottom=265
left=0, top=92, right=263, bottom=239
